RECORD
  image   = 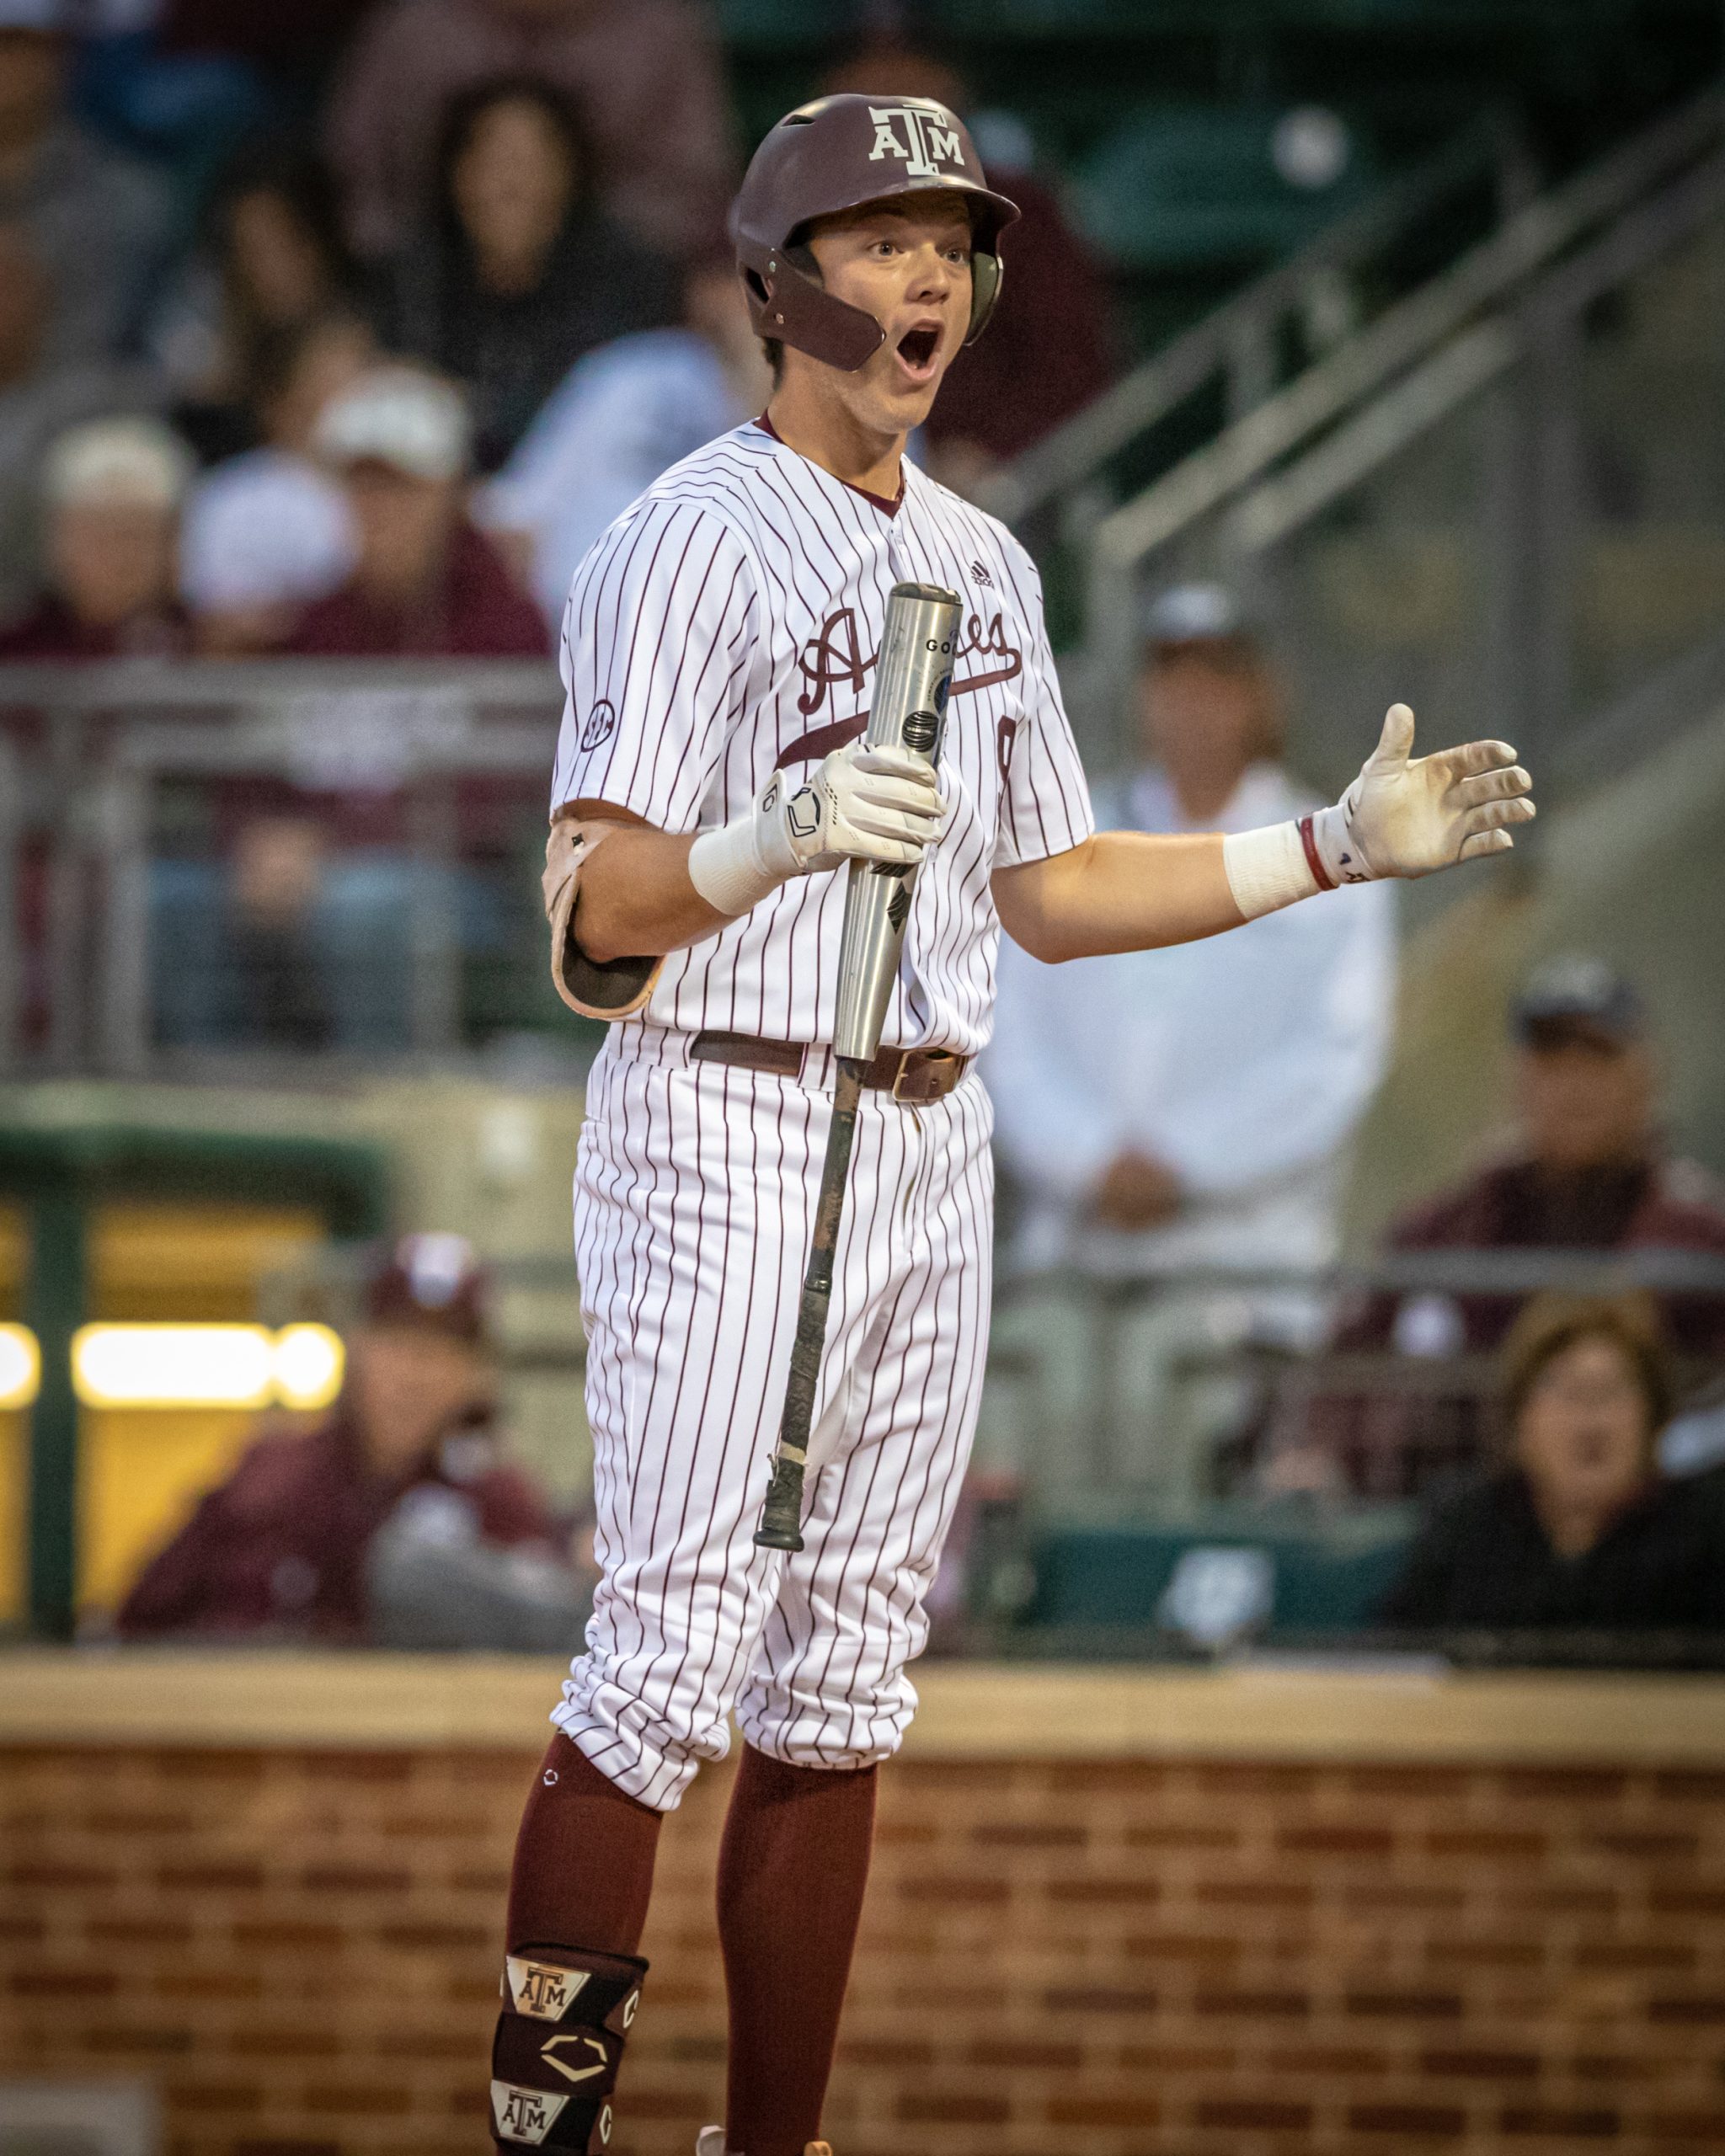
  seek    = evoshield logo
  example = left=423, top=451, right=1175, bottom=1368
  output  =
left=541, top=2033, right=610, bottom=2086
left=868, top=104, right=965, bottom=180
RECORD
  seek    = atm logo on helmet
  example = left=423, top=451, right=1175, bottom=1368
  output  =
left=868, top=104, right=965, bottom=180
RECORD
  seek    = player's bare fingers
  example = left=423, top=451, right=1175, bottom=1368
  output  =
left=1452, top=766, right=1532, bottom=809
left=1458, top=826, right=1516, bottom=862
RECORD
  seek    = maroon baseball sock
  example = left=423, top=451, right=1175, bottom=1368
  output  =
left=717, top=1745, right=879, bottom=2156
left=505, top=1733, right=663, bottom=1956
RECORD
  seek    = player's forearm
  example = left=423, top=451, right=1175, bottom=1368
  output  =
left=575, top=825, right=731, bottom=962
left=994, top=832, right=1243, bottom=963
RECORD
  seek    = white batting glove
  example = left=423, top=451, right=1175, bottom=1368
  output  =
left=1223, top=704, right=1535, bottom=921
left=1313, top=702, right=1535, bottom=883
left=688, top=740, right=945, bottom=918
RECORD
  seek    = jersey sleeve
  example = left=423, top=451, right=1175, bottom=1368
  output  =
left=549, top=496, right=757, bottom=831
left=994, top=547, right=1095, bottom=867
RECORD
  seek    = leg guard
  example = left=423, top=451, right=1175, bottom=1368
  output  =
left=491, top=1944, right=647, bottom=2151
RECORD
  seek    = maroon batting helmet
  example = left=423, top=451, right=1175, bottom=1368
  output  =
left=732, top=93, right=1020, bottom=372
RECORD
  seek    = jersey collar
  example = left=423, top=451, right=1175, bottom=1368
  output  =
left=754, top=413, right=905, bottom=518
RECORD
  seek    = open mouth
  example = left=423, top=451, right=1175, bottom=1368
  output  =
left=895, top=323, right=942, bottom=380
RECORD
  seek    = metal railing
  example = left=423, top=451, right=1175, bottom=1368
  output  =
left=987, top=1247, right=1725, bottom=1502
left=981, top=114, right=1530, bottom=531
left=0, top=659, right=564, bottom=1076
left=1063, top=83, right=1725, bottom=772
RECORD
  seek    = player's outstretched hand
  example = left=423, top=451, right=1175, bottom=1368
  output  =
left=766, top=740, right=947, bottom=877
left=1325, top=703, right=1535, bottom=883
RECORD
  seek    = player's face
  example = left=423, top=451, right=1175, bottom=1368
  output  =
left=805, top=196, right=974, bottom=434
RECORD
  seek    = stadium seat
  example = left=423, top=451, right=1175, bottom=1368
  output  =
left=1071, top=101, right=1381, bottom=270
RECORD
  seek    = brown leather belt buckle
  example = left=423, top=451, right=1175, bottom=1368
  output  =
left=892, top=1050, right=963, bottom=1105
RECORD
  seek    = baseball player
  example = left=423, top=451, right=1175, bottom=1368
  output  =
left=492, top=93, right=1536, bottom=2156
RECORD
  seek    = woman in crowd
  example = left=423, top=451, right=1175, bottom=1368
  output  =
left=1380, top=1293, right=1725, bottom=1636
left=150, top=141, right=361, bottom=462
left=371, top=76, right=680, bottom=472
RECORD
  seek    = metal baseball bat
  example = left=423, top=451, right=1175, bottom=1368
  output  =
left=754, top=580, right=963, bottom=1553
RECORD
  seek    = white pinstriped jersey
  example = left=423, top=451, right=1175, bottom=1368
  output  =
left=548, top=419, right=1094, bottom=1055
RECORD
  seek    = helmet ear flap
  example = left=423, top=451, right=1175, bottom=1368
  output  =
left=967, top=250, right=1003, bottom=344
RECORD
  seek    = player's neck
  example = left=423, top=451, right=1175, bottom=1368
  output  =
left=766, top=379, right=905, bottom=502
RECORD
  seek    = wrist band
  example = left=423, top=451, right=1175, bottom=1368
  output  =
left=688, top=816, right=783, bottom=918
left=1221, top=821, right=1319, bottom=920
left=1297, top=814, right=1337, bottom=892
left=1224, top=797, right=1381, bottom=921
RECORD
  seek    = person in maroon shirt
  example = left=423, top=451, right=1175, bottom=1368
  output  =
left=117, top=1233, right=565, bottom=1641
left=1300, top=958, right=1725, bottom=1496
left=0, top=414, right=195, bottom=659
left=287, top=361, right=548, bottom=656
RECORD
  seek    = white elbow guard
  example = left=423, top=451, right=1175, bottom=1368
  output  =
left=542, top=818, right=661, bottom=1019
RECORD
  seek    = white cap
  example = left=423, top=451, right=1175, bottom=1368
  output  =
left=43, top=417, right=195, bottom=512
left=314, top=366, right=472, bottom=483
left=1142, top=581, right=1253, bottom=647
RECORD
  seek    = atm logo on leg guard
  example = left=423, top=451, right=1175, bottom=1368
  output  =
left=507, top=1956, right=590, bottom=2020
left=490, top=2080, right=569, bottom=2146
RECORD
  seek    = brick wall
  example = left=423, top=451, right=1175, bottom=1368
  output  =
left=3, top=1742, right=1722, bottom=2156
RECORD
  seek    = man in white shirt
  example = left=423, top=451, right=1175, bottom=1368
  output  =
left=986, top=583, right=1397, bottom=1491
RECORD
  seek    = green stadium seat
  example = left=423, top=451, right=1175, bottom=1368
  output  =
left=1025, top=1510, right=1416, bottom=1636
left=713, top=0, right=846, bottom=46
left=1071, top=101, right=1381, bottom=270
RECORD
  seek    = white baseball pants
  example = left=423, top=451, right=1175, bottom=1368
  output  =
left=552, top=1026, right=994, bottom=1811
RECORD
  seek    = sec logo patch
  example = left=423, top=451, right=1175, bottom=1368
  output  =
left=579, top=700, right=617, bottom=751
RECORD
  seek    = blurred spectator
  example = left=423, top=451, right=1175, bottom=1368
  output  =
left=0, top=218, right=160, bottom=622
left=325, top=0, right=734, bottom=263
left=817, top=43, right=1114, bottom=482
left=288, top=362, right=548, bottom=655
left=149, top=140, right=364, bottom=459
left=221, top=815, right=335, bottom=1049
left=152, top=804, right=437, bottom=1054
left=1311, top=957, right=1725, bottom=1496
left=374, top=76, right=679, bottom=472
left=987, top=585, right=1394, bottom=1493
left=157, top=0, right=374, bottom=98
left=1378, top=1294, right=1725, bottom=1638
left=179, top=311, right=369, bottom=653
left=0, top=414, right=193, bottom=657
left=70, top=0, right=270, bottom=197
left=0, top=0, right=174, bottom=362
left=118, top=1234, right=585, bottom=1649
left=478, top=248, right=768, bottom=624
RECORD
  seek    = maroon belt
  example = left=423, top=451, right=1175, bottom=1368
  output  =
left=688, top=1030, right=970, bottom=1106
